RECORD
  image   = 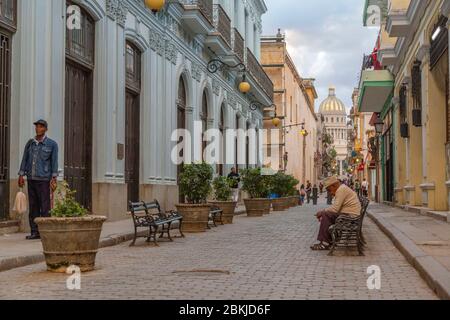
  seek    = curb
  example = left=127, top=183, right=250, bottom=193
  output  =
left=0, top=230, right=146, bottom=273
left=368, top=210, right=450, bottom=300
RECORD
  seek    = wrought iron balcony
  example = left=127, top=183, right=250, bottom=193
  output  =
left=246, top=48, right=274, bottom=101
left=214, top=4, right=231, bottom=47
left=180, top=0, right=214, bottom=34
left=233, top=28, right=245, bottom=62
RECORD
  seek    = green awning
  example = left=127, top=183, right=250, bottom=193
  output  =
left=358, top=70, right=394, bottom=113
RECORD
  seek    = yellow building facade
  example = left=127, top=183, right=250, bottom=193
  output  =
left=260, top=31, right=319, bottom=184
left=359, top=0, right=450, bottom=214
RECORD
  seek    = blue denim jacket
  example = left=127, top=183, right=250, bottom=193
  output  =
left=19, top=137, right=59, bottom=181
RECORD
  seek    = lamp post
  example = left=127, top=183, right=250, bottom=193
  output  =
left=206, top=58, right=251, bottom=95
left=144, top=0, right=175, bottom=12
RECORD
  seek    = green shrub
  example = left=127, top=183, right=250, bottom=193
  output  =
left=267, top=172, right=299, bottom=197
left=212, top=176, right=233, bottom=201
left=240, top=168, right=271, bottom=199
left=179, top=163, right=213, bottom=204
left=51, top=182, right=87, bottom=218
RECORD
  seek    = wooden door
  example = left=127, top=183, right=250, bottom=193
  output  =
left=125, top=42, right=141, bottom=203
left=125, top=91, right=140, bottom=203
left=65, top=3, right=94, bottom=210
left=64, top=61, right=93, bottom=210
left=177, top=78, right=186, bottom=203
left=0, top=31, right=11, bottom=220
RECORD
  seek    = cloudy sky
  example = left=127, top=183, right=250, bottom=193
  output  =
left=262, top=0, right=379, bottom=111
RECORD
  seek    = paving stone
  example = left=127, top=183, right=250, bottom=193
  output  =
left=0, top=197, right=437, bottom=300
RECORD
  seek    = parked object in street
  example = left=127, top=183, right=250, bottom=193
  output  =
left=176, top=163, right=213, bottom=232
left=241, top=168, right=271, bottom=217
left=35, top=183, right=106, bottom=273
left=208, top=176, right=237, bottom=224
left=208, top=206, right=224, bottom=228
left=129, top=200, right=184, bottom=246
left=312, top=186, right=318, bottom=205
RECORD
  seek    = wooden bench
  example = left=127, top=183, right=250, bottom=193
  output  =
left=208, top=206, right=224, bottom=228
left=328, top=195, right=370, bottom=256
left=129, top=200, right=184, bottom=246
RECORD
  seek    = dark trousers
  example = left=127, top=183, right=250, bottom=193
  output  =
left=28, top=180, right=51, bottom=234
left=317, top=211, right=338, bottom=243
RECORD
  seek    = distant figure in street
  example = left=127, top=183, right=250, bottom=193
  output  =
left=310, top=176, right=361, bottom=251
left=319, top=182, right=324, bottom=194
left=361, top=178, right=369, bottom=197
left=227, top=167, right=240, bottom=202
left=299, top=184, right=306, bottom=205
left=18, top=120, right=59, bottom=240
left=355, top=179, right=361, bottom=196
left=305, top=180, right=312, bottom=204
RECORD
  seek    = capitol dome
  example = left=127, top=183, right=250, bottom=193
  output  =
left=319, top=87, right=347, bottom=114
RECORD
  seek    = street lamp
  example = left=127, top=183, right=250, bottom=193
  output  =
left=374, top=114, right=384, bottom=135
left=145, top=0, right=169, bottom=12
left=206, top=58, right=250, bottom=94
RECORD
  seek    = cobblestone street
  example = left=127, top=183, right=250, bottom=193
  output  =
left=0, top=198, right=437, bottom=300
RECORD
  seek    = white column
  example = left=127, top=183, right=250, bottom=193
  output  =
left=93, top=16, right=119, bottom=182
left=116, top=25, right=126, bottom=180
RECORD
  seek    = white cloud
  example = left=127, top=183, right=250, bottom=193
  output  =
left=262, top=0, right=379, bottom=111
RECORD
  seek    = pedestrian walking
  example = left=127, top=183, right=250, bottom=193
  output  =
left=18, top=120, right=58, bottom=240
left=227, top=167, right=240, bottom=202
left=305, top=180, right=312, bottom=204
left=355, top=179, right=361, bottom=196
left=299, top=184, right=306, bottom=205
left=319, top=182, right=324, bottom=194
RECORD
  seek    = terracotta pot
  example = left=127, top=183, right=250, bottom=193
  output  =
left=208, top=201, right=237, bottom=224
left=35, top=215, right=107, bottom=273
left=271, top=197, right=289, bottom=211
left=176, top=203, right=211, bottom=233
left=244, top=199, right=271, bottom=217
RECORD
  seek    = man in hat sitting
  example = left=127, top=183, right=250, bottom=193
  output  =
left=18, top=120, right=59, bottom=240
left=310, top=176, right=361, bottom=251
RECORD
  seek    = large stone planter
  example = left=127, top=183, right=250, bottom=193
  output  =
left=289, top=196, right=299, bottom=207
left=176, top=204, right=211, bottom=233
left=208, top=201, right=237, bottom=224
left=35, top=216, right=107, bottom=273
left=271, top=197, right=289, bottom=211
left=244, top=199, right=271, bottom=217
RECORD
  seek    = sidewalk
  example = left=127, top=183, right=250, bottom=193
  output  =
left=368, top=203, right=450, bottom=300
left=0, top=205, right=247, bottom=273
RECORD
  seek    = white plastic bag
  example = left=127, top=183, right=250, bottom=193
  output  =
left=13, top=188, right=28, bottom=215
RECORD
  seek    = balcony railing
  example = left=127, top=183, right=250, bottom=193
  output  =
left=213, top=4, right=231, bottom=47
left=181, top=0, right=213, bottom=26
left=246, top=48, right=274, bottom=101
left=233, top=28, right=245, bottom=62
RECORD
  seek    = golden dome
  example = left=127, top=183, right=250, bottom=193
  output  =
left=319, top=87, right=347, bottom=114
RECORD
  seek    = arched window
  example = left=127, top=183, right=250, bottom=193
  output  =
left=331, top=117, right=334, bottom=123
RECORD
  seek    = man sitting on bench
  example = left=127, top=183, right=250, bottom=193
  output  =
left=310, top=176, right=361, bottom=251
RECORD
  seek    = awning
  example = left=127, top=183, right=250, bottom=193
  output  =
left=358, top=70, right=394, bottom=113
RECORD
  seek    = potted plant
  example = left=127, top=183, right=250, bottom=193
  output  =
left=209, top=176, right=237, bottom=224
left=241, top=168, right=271, bottom=217
left=269, top=172, right=291, bottom=211
left=35, top=182, right=107, bottom=273
left=176, top=163, right=213, bottom=232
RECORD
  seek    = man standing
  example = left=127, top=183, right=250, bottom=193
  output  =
left=18, top=120, right=58, bottom=240
left=227, top=167, right=240, bottom=202
left=310, top=176, right=361, bottom=251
